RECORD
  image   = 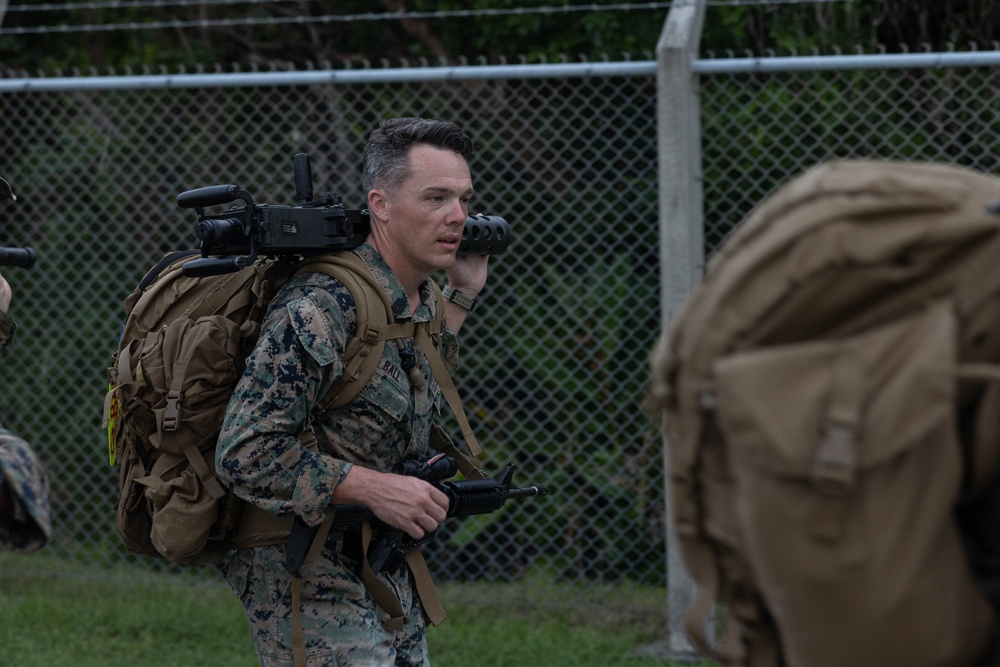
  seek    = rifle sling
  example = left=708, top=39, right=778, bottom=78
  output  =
left=414, top=325, right=482, bottom=458
left=406, top=545, right=447, bottom=626
left=291, top=514, right=335, bottom=667
left=360, top=521, right=408, bottom=632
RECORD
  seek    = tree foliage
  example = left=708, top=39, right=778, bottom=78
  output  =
left=701, top=0, right=1000, bottom=57
left=0, top=0, right=665, bottom=72
left=5, top=1, right=1000, bottom=74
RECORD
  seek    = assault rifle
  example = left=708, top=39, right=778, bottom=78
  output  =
left=177, top=153, right=510, bottom=278
left=0, top=177, right=36, bottom=268
left=284, top=454, right=548, bottom=577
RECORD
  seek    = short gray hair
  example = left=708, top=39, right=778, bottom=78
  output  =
left=361, top=117, right=474, bottom=194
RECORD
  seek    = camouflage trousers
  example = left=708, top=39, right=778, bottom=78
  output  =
left=224, top=542, right=429, bottom=667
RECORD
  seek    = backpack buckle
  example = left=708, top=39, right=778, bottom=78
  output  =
left=163, top=388, right=181, bottom=431
left=811, top=420, right=857, bottom=495
left=357, top=322, right=379, bottom=343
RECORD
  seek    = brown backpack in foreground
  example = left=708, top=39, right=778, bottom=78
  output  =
left=647, top=160, right=1000, bottom=666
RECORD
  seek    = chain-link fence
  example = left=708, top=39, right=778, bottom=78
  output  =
left=0, top=65, right=666, bottom=624
left=701, top=62, right=1000, bottom=258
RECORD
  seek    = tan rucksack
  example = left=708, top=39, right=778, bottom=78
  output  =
left=647, top=160, right=1000, bottom=666
left=103, top=249, right=480, bottom=566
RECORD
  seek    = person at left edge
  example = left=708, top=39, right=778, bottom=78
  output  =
left=0, top=176, right=52, bottom=553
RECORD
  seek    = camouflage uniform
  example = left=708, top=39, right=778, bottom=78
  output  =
left=217, top=244, right=459, bottom=667
left=0, top=310, right=52, bottom=553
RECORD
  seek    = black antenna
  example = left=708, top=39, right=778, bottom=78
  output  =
left=294, top=153, right=313, bottom=205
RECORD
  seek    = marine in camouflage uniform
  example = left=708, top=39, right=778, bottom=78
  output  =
left=217, top=117, right=488, bottom=667
left=0, top=305, right=53, bottom=553
left=218, top=244, right=456, bottom=665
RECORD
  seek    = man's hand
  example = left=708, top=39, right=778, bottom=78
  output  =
left=443, top=252, right=489, bottom=333
left=332, top=465, right=449, bottom=540
left=446, top=252, right=489, bottom=300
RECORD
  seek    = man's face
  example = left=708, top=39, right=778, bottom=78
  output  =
left=380, top=144, right=473, bottom=277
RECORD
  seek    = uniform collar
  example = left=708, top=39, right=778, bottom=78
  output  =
left=353, top=243, right=437, bottom=323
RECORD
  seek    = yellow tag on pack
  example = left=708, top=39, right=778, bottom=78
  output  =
left=106, top=384, right=119, bottom=466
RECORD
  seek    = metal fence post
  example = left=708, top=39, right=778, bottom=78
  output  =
left=642, top=0, right=708, bottom=662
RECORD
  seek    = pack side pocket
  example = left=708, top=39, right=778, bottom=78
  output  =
left=132, top=315, right=244, bottom=565
left=136, top=452, right=219, bottom=564
left=114, top=437, right=158, bottom=558
left=714, top=300, right=995, bottom=667
left=150, top=315, right=243, bottom=457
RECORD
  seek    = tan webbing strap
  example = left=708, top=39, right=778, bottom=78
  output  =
left=958, top=363, right=1000, bottom=496
left=811, top=351, right=861, bottom=495
left=142, top=439, right=226, bottom=501
left=135, top=443, right=226, bottom=500
left=179, top=264, right=246, bottom=319
left=104, top=342, right=139, bottom=435
left=428, top=422, right=485, bottom=481
left=344, top=320, right=419, bottom=366
left=232, top=503, right=294, bottom=549
left=807, top=351, right=862, bottom=550
left=415, top=325, right=482, bottom=457
left=301, top=252, right=484, bottom=471
left=337, top=264, right=375, bottom=365
left=116, top=343, right=138, bottom=388
left=670, top=411, right=722, bottom=658
left=220, top=281, right=255, bottom=319
left=404, top=546, right=447, bottom=625
left=359, top=521, right=408, bottom=632
left=147, top=321, right=230, bottom=499
left=104, top=343, right=135, bottom=429
left=291, top=515, right=335, bottom=667
left=957, top=362, right=1000, bottom=382
left=682, top=539, right=721, bottom=658
left=290, top=578, right=306, bottom=666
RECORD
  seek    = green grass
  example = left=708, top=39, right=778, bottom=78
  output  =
left=0, top=560, right=717, bottom=667
left=0, top=573, right=254, bottom=666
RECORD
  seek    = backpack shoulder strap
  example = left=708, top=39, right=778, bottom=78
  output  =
left=292, top=252, right=483, bottom=468
left=293, top=251, right=415, bottom=409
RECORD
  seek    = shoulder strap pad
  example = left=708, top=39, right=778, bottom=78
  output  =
left=292, top=252, right=481, bottom=467
left=292, top=252, right=422, bottom=409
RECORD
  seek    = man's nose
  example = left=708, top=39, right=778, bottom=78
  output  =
left=447, top=200, right=467, bottom=224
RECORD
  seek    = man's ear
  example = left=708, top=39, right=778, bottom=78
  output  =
left=368, top=189, right=389, bottom=223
